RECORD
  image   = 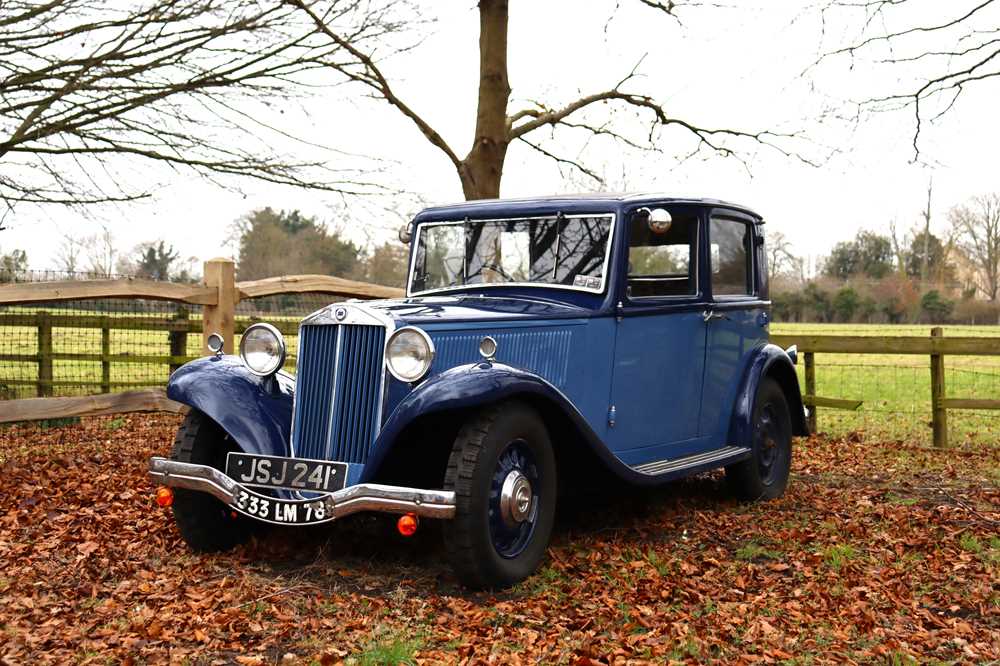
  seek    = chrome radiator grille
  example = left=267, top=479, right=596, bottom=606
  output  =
left=290, top=323, right=387, bottom=464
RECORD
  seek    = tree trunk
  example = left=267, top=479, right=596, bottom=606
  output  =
left=459, top=0, right=510, bottom=200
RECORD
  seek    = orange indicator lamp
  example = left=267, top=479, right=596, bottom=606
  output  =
left=397, top=512, right=419, bottom=537
left=155, top=486, right=174, bottom=508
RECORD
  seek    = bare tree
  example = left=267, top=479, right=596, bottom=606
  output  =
left=766, top=230, right=802, bottom=279
left=888, top=217, right=909, bottom=276
left=291, top=0, right=812, bottom=200
left=949, top=193, right=1000, bottom=301
left=55, top=234, right=84, bottom=274
left=818, top=1, right=1000, bottom=158
left=0, top=0, right=405, bottom=211
left=84, top=225, right=118, bottom=278
left=919, top=177, right=932, bottom=283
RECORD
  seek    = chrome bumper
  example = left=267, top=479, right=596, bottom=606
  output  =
left=148, top=457, right=456, bottom=522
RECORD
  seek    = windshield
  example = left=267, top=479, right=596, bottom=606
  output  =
left=409, top=214, right=614, bottom=295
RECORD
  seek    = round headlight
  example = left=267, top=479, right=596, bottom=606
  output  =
left=240, top=323, right=286, bottom=376
left=385, top=327, right=434, bottom=383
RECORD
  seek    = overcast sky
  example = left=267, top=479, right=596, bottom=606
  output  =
left=4, top=0, right=998, bottom=275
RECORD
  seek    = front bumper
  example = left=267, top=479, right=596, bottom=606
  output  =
left=149, top=457, right=456, bottom=525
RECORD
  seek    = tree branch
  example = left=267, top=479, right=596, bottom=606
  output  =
left=1, top=0, right=406, bottom=208
left=515, top=137, right=605, bottom=184
left=817, top=0, right=1000, bottom=159
left=284, top=0, right=462, bottom=171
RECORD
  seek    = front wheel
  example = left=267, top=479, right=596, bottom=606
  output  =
left=443, top=401, right=557, bottom=589
left=726, top=377, right=793, bottom=501
left=170, top=410, right=256, bottom=551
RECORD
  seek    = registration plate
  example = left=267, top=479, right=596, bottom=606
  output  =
left=233, top=488, right=333, bottom=525
left=225, top=453, right=347, bottom=493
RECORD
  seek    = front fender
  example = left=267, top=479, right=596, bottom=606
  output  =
left=362, top=362, right=653, bottom=485
left=166, top=356, right=294, bottom=458
left=728, top=344, right=810, bottom=448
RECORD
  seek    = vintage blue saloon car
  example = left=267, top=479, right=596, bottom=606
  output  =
left=150, top=193, right=808, bottom=588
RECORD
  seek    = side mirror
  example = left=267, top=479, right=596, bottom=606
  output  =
left=635, top=207, right=672, bottom=234
left=398, top=222, right=414, bottom=244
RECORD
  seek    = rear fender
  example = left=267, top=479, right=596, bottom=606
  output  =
left=728, top=344, right=809, bottom=447
left=166, top=356, right=294, bottom=457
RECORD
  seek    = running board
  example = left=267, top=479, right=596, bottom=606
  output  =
left=631, top=445, right=751, bottom=476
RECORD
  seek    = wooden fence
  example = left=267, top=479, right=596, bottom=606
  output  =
left=0, top=258, right=402, bottom=422
left=771, top=328, right=1000, bottom=448
left=1, top=264, right=997, bottom=448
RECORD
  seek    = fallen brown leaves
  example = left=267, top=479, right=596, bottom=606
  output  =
left=0, top=415, right=997, bottom=664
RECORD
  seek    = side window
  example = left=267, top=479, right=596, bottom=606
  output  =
left=710, top=217, right=753, bottom=297
left=627, top=210, right=697, bottom=298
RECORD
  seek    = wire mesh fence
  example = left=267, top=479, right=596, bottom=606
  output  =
left=0, top=294, right=351, bottom=400
left=0, top=269, right=355, bottom=400
left=0, top=298, right=201, bottom=399
left=772, top=322, right=1000, bottom=447
left=789, top=359, right=1000, bottom=446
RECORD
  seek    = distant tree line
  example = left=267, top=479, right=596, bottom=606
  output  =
left=0, top=206, right=409, bottom=290
left=773, top=192, right=1000, bottom=325
left=3, top=189, right=998, bottom=328
left=232, top=207, right=407, bottom=287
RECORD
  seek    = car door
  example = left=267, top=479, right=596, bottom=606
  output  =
left=699, top=212, right=769, bottom=444
left=606, top=204, right=710, bottom=465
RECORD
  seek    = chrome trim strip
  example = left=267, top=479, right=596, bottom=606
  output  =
left=406, top=213, right=617, bottom=298
left=302, top=302, right=396, bottom=327
left=631, top=445, right=750, bottom=476
left=322, top=326, right=345, bottom=460
left=149, top=457, right=456, bottom=524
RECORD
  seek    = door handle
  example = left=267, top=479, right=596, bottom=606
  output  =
left=702, top=310, right=730, bottom=323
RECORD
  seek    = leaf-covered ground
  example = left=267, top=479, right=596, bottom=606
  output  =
left=0, top=415, right=997, bottom=665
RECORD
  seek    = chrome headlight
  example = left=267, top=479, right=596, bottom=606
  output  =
left=385, top=326, right=434, bottom=383
left=240, top=323, right=286, bottom=376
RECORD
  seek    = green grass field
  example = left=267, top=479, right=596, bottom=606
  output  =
left=2, top=310, right=998, bottom=446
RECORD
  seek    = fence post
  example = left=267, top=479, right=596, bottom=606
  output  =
left=37, top=311, right=52, bottom=397
left=169, top=307, right=189, bottom=373
left=202, top=258, right=236, bottom=355
left=101, top=316, right=111, bottom=394
left=804, top=351, right=817, bottom=433
left=930, top=327, right=948, bottom=448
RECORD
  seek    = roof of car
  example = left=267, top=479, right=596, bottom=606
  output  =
left=417, top=193, right=763, bottom=221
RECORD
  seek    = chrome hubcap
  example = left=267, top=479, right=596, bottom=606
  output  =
left=499, top=470, right=533, bottom=527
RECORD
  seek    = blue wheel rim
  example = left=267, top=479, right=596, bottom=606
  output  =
left=488, top=440, right=540, bottom=559
left=755, top=405, right=781, bottom=484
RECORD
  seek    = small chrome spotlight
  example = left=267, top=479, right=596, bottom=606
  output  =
left=206, top=332, right=225, bottom=356
left=479, top=336, right=498, bottom=361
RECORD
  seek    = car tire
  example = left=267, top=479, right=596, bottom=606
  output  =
left=170, top=410, right=256, bottom=552
left=726, top=377, right=793, bottom=501
left=443, top=401, right=557, bottom=589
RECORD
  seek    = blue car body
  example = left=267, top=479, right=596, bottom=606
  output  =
left=167, top=193, right=808, bottom=492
